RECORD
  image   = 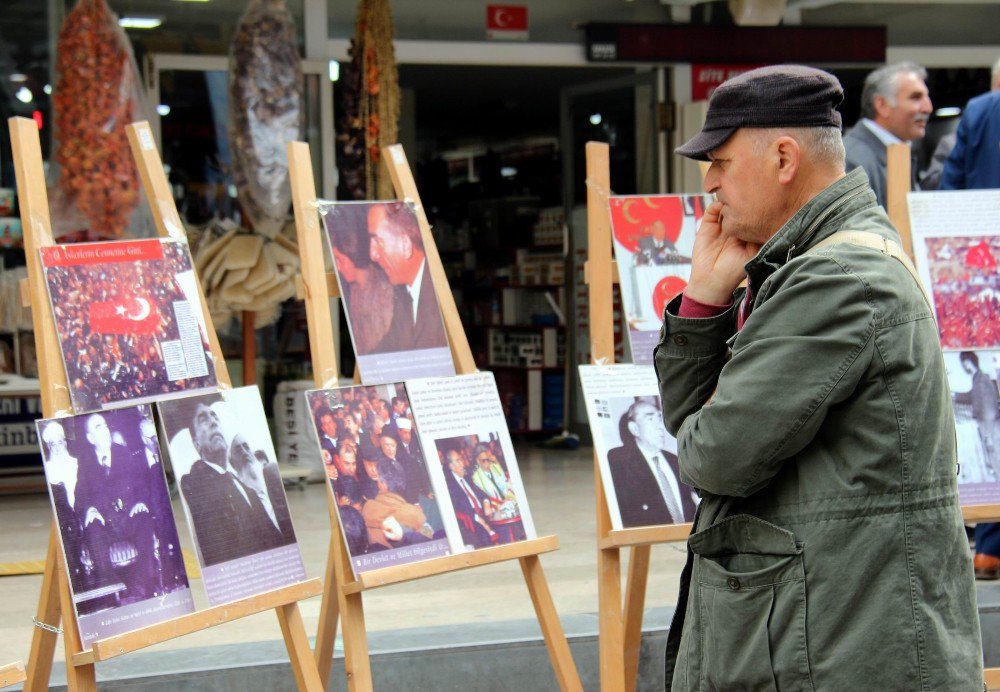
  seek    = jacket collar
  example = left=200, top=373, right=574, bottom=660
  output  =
left=744, top=168, right=878, bottom=285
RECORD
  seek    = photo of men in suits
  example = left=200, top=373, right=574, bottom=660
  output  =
left=36, top=406, right=190, bottom=617
left=321, top=201, right=450, bottom=359
left=606, top=398, right=698, bottom=527
left=159, top=391, right=296, bottom=568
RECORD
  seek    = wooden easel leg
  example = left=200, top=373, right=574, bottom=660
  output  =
left=24, top=526, right=61, bottom=692
left=314, top=537, right=340, bottom=686
left=56, top=556, right=95, bottom=691
left=518, top=555, right=584, bottom=692
left=623, top=545, right=652, bottom=691
left=338, top=591, right=372, bottom=691
left=277, top=602, right=324, bottom=691
left=599, top=546, right=626, bottom=691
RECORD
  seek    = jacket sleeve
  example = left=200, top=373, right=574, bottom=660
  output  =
left=940, top=109, right=971, bottom=190
left=656, top=256, right=876, bottom=497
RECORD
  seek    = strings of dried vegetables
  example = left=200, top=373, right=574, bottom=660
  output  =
left=52, top=0, right=146, bottom=238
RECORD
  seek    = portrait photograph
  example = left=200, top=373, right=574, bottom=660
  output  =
left=608, top=194, right=711, bottom=365
left=40, top=238, right=218, bottom=413
left=35, top=405, right=194, bottom=645
left=318, top=200, right=455, bottom=385
left=305, top=382, right=450, bottom=574
left=158, top=387, right=306, bottom=605
left=946, top=350, right=1000, bottom=506
left=580, top=363, right=698, bottom=531
left=916, top=234, right=1000, bottom=350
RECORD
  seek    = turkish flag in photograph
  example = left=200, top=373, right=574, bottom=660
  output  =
left=487, top=5, right=528, bottom=40
left=88, top=296, right=161, bottom=336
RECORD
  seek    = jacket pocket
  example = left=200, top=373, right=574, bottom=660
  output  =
left=689, top=515, right=814, bottom=692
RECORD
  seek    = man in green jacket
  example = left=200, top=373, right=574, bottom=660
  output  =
left=656, top=65, right=982, bottom=690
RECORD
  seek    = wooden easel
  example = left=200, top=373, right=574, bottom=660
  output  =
left=0, top=662, right=25, bottom=689
left=11, top=116, right=323, bottom=691
left=583, top=141, right=694, bottom=690
left=886, top=143, right=1000, bottom=690
left=287, top=140, right=583, bottom=691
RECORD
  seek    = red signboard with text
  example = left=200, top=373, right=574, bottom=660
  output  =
left=691, top=64, right=761, bottom=101
left=487, top=5, right=528, bottom=40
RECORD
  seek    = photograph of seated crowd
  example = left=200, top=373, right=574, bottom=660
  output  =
left=434, top=434, right=527, bottom=549
left=309, top=384, right=444, bottom=556
left=38, top=406, right=188, bottom=616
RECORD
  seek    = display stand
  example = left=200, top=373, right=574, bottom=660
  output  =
left=287, top=140, right=582, bottom=691
left=11, top=116, right=324, bottom=691
left=886, top=143, right=1000, bottom=689
left=582, top=141, right=693, bottom=690
left=0, top=662, right=25, bottom=688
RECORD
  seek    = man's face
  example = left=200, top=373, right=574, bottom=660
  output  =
left=335, top=446, right=357, bottom=478
left=627, top=402, right=667, bottom=450
left=962, top=359, right=977, bottom=375
left=320, top=413, right=337, bottom=437
left=704, top=130, right=782, bottom=245
left=392, top=400, right=406, bottom=415
left=192, top=403, right=227, bottom=462
left=379, top=435, right=397, bottom=459
left=343, top=415, right=359, bottom=437
left=42, top=423, right=68, bottom=457
left=140, top=419, right=157, bottom=451
left=230, top=435, right=255, bottom=473
left=367, top=207, right=410, bottom=284
left=651, top=220, right=666, bottom=242
left=398, top=427, right=412, bottom=445
left=363, top=458, right=379, bottom=480
left=85, top=415, right=111, bottom=452
left=447, top=452, right=465, bottom=476
left=476, top=451, right=496, bottom=469
left=877, top=71, right=932, bottom=141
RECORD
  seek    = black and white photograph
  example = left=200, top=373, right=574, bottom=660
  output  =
left=36, top=405, right=194, bottom=645
left=947, top=350, right=1000, bottom=506
left=158, top=387, right=306, bottom=605
left=580, top=364, right=699, bottom=530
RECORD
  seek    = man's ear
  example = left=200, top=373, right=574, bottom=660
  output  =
left=400, top=233, right=413, bottom=258
left=775, top=136, right=801, bottom=185
left=873, top=95, right=892, bottom=122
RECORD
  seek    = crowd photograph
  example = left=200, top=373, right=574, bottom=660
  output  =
left=923, top=235, right=1000, bottom=349
left=41, top=240, right=217, bottom=411
left=306, top=384, right=446, bottom=562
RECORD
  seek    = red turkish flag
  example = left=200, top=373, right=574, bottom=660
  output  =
left=487, top=5, right=528, bottom=40
left=88, top=296, right=160, bottom=335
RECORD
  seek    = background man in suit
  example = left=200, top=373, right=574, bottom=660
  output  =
left=443, top=448, right=497, bottom=548
left=229, top=435, right=296, bottom=546
left=367, top=203, right=448, bottom=353
left=180, top=400, right=282, bottom=566
left=40, top=421, right=88, bottom=593
left=843, top=61, right=932, bottom=207
left=636, top=219, right=680, bottom=266
left=607, top=399, right=697, bottom=527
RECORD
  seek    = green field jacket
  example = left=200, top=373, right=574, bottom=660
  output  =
left=654, top=169, right=983, bottom=691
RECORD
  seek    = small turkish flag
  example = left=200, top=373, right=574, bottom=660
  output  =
left=965, top=240, right=996, bottom=270
left=487, top=5, right=528, bottom=40
left=89, top=296, right=160, bottom=336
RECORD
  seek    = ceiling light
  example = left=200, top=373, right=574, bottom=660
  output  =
left=934, top=106, right=961, bottom=117
left=119, top=17, right=163, bottom=29
left=16, top=87, right=33, bottom=103
left=9, top=73, right=27, bottom=83
left=43, top=84, right=52, bottom=95
left=157, top=104, right=171, bottom=116
left=589, top=113, right=603, bottom=125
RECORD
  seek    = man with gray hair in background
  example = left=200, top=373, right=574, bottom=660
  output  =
left=843, top=61, right=933, bottom=206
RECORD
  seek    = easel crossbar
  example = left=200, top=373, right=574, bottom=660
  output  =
left=342, top=535, right=560, bottom=594
left=601, top=524, right=691, bottom=549
left=0, top=661, right=26, bottom=688
left=71, top=578, right=322, bottom=665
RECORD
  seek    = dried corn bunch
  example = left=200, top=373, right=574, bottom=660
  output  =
left=52, top=0, right=145, bottom=238
left=228, top=0, right=303, bottom=238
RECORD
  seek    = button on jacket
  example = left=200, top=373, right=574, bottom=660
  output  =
left=654, top=168, right=982, bottom=691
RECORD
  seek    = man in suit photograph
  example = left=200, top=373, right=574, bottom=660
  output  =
left=366, top=202, right=449, bottom=353
left=607, top=399, right=697, bottom=527
left=229, top=434, right=296, bottom=547
left=179, top=399, right=283, bottom=566
left=636, top=219, right=681, bottom=266
left=443, top=448, right=498, bottom=548
left=39, top=420, right=88, bottom=593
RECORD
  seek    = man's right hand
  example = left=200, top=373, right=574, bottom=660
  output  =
left=685, top=201, right=761, bottom=305
left=84, top=507, right=105, bottom=528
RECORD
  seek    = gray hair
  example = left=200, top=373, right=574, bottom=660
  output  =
left=860, top=62, right=928, bottom=119
left=748, top=127, right=846, bottom=170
